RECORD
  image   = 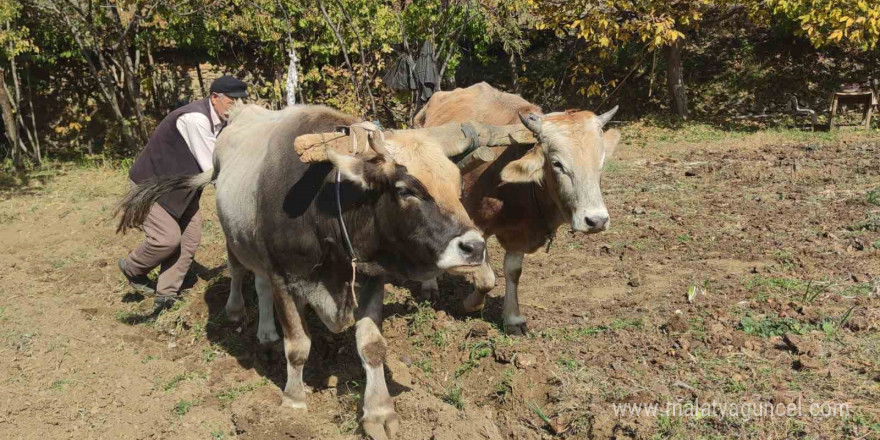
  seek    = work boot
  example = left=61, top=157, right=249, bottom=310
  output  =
left=118, top=259, right=156, bottom=295
left=153, top=295, right=179, bottom=315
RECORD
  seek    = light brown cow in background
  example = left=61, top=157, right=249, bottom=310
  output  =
left=415, top=82, right=621, bottom=335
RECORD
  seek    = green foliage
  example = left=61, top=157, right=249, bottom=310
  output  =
left=2, top=0, right=879, bottom=161
left=757, top=0, right=880, bottom=49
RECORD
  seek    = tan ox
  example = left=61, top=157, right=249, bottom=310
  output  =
left=415, top=82, right=621, bottom=334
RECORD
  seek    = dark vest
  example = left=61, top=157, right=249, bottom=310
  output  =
left=129, top=98, right=216, bottom=218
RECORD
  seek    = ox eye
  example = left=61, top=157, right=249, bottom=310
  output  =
left=396, top=185, right=415, bottom=199
left=551, top=160, right=565, bottom=172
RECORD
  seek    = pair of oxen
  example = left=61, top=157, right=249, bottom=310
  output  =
left=118, top=82, right=621, bottom=439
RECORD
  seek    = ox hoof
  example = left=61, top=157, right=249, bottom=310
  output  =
left=362, top=411, right=399, bottom=440
left=225, top=306, right=246, bottom=323
left=281, top=394, right=308, bottom=411
left=503, top=316, right=529, bottom=335
left=257, top=328, right=281, bottom=345
left=462, top=293, right=486, bottom=314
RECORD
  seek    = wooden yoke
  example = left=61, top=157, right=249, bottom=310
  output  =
left=294, top=122, right=537, bottom=163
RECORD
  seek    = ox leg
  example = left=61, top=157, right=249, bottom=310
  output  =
left=255, top=274, right=280, bottom=345
left=418, top=278, right=439, bottom=301
left=462, top=261, right=496, bottom=313
left=273, top=280, right=311, bottom=410
left=357, top=275, right=399, bottom=440
left=224, top=248, right=247, bottom=322
left=502, top=252, right=528, bottom=335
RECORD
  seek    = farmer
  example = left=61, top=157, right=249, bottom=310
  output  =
left=118, top=76, right=248, bottom=312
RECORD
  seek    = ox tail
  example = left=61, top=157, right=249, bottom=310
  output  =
left=115, top=170, right=214, bottom=234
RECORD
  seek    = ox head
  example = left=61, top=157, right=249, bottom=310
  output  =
left=501, top=107, right=621, bottom=234
left=325, top=131, right=485, bottom=279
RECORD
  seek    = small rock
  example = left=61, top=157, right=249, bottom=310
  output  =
left=846, top=317, right=868, bottom=332
left=632, top=206, right=646, bottom=215
left=167, top=341, right=177, bottom=349
left=627, top=275, right=642, bottom=287
left=326, top=375, right=339, bottom=388
left=664, top=313, right=689, bottom=333
left=494, top=346, right=514, bottom=364
left=386, top=358, right=412, bottom=386
left=399, top=353, right=413, bottom=367
left=467, top=321, right=492, bottom=339
left=782, top=333, right=818, bottom=356
left=515, top=353, right=537, bottom=369
left=792, top=356, right=821, bottom=371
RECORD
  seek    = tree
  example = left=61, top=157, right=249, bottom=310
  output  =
left=0, top=0, right=41, bottom=168
left=530, top=0, right=710, bottom=118
left=37, top=0, right=172, bottom=152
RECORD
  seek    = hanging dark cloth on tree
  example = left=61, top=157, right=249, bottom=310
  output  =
left=382, top=54, right=417, bottom=91
left=414, top=41, right=439, bottom=101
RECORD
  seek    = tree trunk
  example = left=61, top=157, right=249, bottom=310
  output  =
left=0, top=69, right=21, bottom=170
left=509, top=52, right=519, bottom=93
left=26, top=69, right=40, bottom=164
left=665, top=39, right=688, bottom=119
left=286, top=48, right=298, bottom=106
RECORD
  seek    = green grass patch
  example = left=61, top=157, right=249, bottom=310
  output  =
left=172, top=399, right=197, bottom=417
left=556, top=357, right=579, bottom=372
left=413, top=359, right=432, bottom=375
left=740, top=313, right=808, bottom=338
left=847, top=214, right=880, bottom=232
left=493, top=368, right=515, bottom=402
left=744, top=276, right=818, bottom=302
left=162, top=372, right=193, bottom=391
left=867, top=187, right=880, bottom=206
left=443, top=384, right=465, bottom=410
left=217, top=378, right=268, bottom=406
left=50, top=379, right=72, bottom=391
left=454, top=340, right=493, bottom=378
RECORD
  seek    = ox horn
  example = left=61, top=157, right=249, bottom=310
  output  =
left=518, top=112, right=544, bottom=135
left=368, top=131, right=392, bottom=158
left=596, top=105, right=619, bottom=128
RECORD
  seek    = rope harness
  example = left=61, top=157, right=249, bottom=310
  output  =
left=334, top=121, right=385, bottom=308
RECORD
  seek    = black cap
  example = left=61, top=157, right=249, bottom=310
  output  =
left=210, top=76, right=248, bottom=99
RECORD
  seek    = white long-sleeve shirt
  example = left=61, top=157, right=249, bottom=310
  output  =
left=176, top=101, right=223, bottom=172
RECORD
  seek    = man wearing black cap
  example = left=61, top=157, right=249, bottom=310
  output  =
left=119, top=75, right=248, bottom=312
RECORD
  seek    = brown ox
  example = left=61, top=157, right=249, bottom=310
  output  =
left=415, top=82, right=621, bottom=334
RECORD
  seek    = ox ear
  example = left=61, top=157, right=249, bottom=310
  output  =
left=602, top=129, right=621, bottom=163
left=327, top=150, right=370, bottom=189
left=501, top=145, right=545, bottom=184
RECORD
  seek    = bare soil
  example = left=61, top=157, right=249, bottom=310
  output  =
left=1, top=129, right=878, bottom=439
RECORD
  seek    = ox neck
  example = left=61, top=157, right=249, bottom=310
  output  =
left=532, top=175, right=567, bottom=239
left=318, top=178, right=382, bottom=267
